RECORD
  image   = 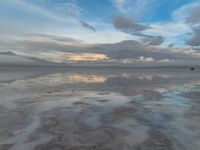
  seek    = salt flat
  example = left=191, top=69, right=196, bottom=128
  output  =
left=0, top=68, right=200, bottom=150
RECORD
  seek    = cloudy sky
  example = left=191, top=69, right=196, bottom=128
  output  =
left=1, top=0, right=200, bottom=67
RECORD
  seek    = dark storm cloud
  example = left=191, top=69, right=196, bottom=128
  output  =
left=168, top=43, right=175, bottom=48
left=79, top=20, right=96, bottom=32
left=1, top=34, right=200, bottom=67
left=143, top=36, right=165, bottom=46
left=112, top=15, right=164, bottom=45
left=13, top=35, right=198, bottom=61
left=186, top=26, right=200, bottom=46
left=92, top=40, right=195, bottom=61
left=184, top=4, right=200, bottom=46
left=12, top=34, right=86, bottom=53
left=112, top=16, right=150, bottom=34
left=186, top=4, right=200, bottom=24
left=31, top=34, right=83, bottom=43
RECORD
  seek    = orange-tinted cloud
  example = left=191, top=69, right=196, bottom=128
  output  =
left=64, top=52, right=109, bottom=62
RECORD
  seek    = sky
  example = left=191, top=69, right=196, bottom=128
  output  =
left=1, top=0, right=200, bottom=67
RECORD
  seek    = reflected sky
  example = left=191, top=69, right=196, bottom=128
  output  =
left=0, top=69, right=200, bottom=150
left=1, top=68, right=200, bottom=96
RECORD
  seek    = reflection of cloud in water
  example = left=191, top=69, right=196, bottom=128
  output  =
left=67, top=74, right=107, bottom=83
left=0, top=69, right=51, bottom=84
left=1, top=69, right=200, bottom=91
left=137, top=75, right=153, bottom=80
left=0, top=69, right=200, bottom=150
left=49, top=73, right=107, bottom=84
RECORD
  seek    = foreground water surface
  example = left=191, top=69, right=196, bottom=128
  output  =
left=0, top=68, right=200, bottom=150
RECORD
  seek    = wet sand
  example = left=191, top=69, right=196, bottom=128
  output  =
left=0, top=68, right=200, bottom=150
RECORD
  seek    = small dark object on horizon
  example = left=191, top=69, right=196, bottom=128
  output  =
left=190, top=67, right=195, bottom=71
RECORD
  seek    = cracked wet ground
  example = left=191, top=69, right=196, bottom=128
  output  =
left=0, top=69, right=200, bottom=150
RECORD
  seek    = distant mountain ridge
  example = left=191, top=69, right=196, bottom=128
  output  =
left=0, top=51, right=16, bottom=56
left=0, top=51, right=68, bottom=68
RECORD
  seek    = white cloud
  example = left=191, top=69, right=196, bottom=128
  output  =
left=144, top=22, right=191, bottom=47
left=172, top=1, right=200, bottom=21
left=112, top=0, right=125, bottom=10
left=79, top=20, right=96, bottom=32
left=6, top=0, right=76, bottom=24
left=159, top=59, right=174, bottom=63
left=138, top=56, right=155, bottom=62
left=147, top=22, right=191, bottom=37
left=111, top=0, right=159, bottom=18
left=55, top=0, right=84, bottom=16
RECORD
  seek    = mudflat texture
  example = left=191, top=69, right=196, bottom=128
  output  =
left=0, top=68, right=200, bottom=150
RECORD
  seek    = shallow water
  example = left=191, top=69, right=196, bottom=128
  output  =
left=0, top=68, right=200, bottom=150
